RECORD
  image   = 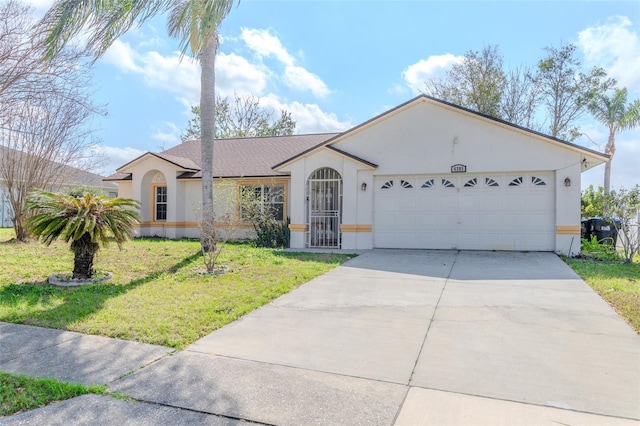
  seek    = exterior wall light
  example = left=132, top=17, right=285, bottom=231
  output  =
left=361, top=182, right=367, bottom=191
left=564, top=177, right=571, bottom=187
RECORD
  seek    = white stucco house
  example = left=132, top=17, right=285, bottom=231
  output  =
left=106, top=95, right=608, bottom=255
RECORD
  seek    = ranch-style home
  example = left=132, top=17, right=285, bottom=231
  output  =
left=106, top=95, right=608, bottom=255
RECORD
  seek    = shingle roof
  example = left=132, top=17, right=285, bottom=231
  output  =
left=104, top=172, right=131, bottom=181
left=113, top=133, right=339, bottom=179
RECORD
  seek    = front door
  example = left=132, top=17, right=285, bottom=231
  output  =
left=307, top=168, right=342, bottom=248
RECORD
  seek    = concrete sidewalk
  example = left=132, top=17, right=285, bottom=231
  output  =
left=1, top=250, right=639, bottom=425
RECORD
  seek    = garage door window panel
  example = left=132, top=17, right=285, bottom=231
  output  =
left=381, top=180, right=394, bottom=189
left=442, top=178, right=456, bottom=188
left=485, top=178, right=500, bottom=187
left=464, top=178, right=477, bottom=187
left=421, top=179, right=435, bottom=189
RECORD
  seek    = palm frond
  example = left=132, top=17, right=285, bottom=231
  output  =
left=26, top=190, right=141, bottom=250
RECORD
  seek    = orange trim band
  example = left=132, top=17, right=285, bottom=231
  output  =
left=289, top=224, right=308, bottom=232
left=340, top=224, right=373, bottom=232
left=556, top=225, right=581, bottom=234
left=139, top=221, right=253, bottom=229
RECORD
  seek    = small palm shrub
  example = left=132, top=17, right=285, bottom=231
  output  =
left=26, top=190, right=140, bottom=279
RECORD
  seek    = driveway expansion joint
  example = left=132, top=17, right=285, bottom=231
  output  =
left=108, top=349, right=177, bottom=385
left=406, top=250, right=458, bottom=385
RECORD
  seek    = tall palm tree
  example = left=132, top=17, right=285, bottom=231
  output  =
left=26, top=191, right=141, bottom=279
left=587, top=87, right=640, bottom=195
left=38, top=0, right=239, bottom=250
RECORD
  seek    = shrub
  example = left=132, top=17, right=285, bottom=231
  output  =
left=254, top=217, right=290, bottom=248
left=580, top=236, right=621, bottom=262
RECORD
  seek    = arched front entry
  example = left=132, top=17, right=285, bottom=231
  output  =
left=307, top=167, right=342, bottom=248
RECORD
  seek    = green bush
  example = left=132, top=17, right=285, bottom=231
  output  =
left=254, top=217, right=290, bottom=248
left=581, top=236, right=621, bottom=262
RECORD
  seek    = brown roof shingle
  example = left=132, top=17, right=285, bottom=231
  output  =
left=162, top=133, right=339, bottom=178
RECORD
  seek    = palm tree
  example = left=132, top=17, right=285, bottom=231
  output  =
left=38, top=0, right=239, bottom=251
left=26, top=190, right=141, bottom=279
left=587, top=87, right=640, bottom=195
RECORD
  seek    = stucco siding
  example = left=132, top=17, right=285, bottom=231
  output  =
left=331, top=100, right=584, bottom=176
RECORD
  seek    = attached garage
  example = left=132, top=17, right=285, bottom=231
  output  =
left=373, top=173, right=555, bottom=250
left=271, top=95, right=608, bottom=255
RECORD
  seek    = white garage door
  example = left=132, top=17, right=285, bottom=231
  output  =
left=373, top=173, right=555, bottom=251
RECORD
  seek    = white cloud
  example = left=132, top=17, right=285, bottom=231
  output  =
left=403, top=54, right=463, bottom=93
left=101, top=41, right=272, bottom=107
left=241, top=28, right=294, bottom=65
left=240, top=28, right=330, bottom=97
left=578, top=16, right=640, bottom=93
left=216, top=52, right=269, bottom=97
left=259, top=95, right=352, bottom=133
left=102, top=40, right=201, bottom=105
left=92, top=145, right=145, bottom=175
left=97, top=27, right=344, bottom=140
left=151, top=122, right=181, bottom=149
left=283, top=65, right=330, bottom=97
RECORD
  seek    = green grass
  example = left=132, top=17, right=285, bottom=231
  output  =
left=0, top=372, right=106, bottom=417
left=565, top=256, right=640, bottom=333
left=0, top=228, right=354, bottom=348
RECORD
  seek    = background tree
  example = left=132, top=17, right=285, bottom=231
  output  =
left=587, top=87, right=640, bottom=196
left=182, top=93, right=296, bottom=141
left=0, top=0, right=104, bottom=241
left=425, top=45, right=506, bottom=118
left=499, top=65, right=541, bottom=129
left=537, top=43, right=613, bottom=141
left=40, top=0, right=239, bottom=253
left=605, top=186, right=640, bottom=263
left=581, top=185, right=606, bottom=217
left=27, top=191, right=140, bottom=279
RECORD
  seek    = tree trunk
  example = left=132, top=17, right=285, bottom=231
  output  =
left=73, top=251, right=95, bottom=279
left=12, top=214, right=27, bottom=242
left=603, top=128, right=616, bottom=196
left=200, top=30, right=217, bottom=252
left=71, top=233, right=98, bottom=279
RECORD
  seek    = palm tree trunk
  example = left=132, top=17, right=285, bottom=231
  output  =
left=603, top=128, right=615, bottom=196
left=73, top=252, right=95, bottom=279
left=71, top=234, right=97, bottom=279
left=200, top=31, right=217, bottom=252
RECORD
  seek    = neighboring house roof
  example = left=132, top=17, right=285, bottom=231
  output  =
left=107, top=133, right=339, bottom=180
left=272, top=94, right=610, bottom=171
left=0, top=145, right=116, bottom=189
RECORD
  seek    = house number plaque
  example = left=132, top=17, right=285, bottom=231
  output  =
left=451, top=164, right=467, bottom=173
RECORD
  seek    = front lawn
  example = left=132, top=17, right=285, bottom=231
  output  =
left=565, top=256, right=640, bottom=334
left=0, top=372, right=106, bottom=417
left=0, top=228, right=353, bottom=348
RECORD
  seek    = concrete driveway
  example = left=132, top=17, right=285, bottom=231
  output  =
left=111, top=250, right=640, bottom=425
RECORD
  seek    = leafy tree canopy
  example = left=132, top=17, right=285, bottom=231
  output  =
left=182, top=93, right=296, bottom=141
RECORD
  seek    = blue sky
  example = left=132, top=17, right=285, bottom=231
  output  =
left=26, top=0, right=640, bottom=189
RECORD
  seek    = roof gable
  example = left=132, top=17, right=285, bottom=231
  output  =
left=274, top=95, right=608, bottom=171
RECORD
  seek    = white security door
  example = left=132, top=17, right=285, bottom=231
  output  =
left=373, top=173, right=555, bottom=251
